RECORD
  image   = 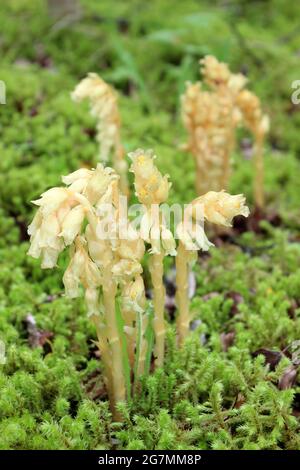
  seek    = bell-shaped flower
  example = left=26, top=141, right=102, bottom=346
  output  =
left=122, top=276, right=146, bottom=314
left=60, top=205, right=85, bottom=246
left=192, top=191, right=250, bottom=227
left=129, top=149, right=170, bottom=205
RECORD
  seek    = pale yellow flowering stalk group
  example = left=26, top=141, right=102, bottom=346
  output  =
left=71, top=73, right=129, bottom=196
left=181, top=55, right=269, bottom=207
left=129, top=149, right=176, bottom=368
left=176, top=191, right=250, bottom=345
left=27, top=148, right=250, bottom=416
left=28, top=163, right=147, bottom=418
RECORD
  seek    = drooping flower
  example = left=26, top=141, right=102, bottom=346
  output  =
left=71, top=73, right=121, bottom=163
left=177, top=191, right=249, bottom=251
left=192, top=191, right=250, bottom=227
left=63, top=236, right=102, bottom=298
left=129, top=149, right=170, bottom=206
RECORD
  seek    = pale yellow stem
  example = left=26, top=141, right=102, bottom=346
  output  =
left=220, top=128, right=235, bottom=191
left=175, top=241, right=191, bottom=346
left=122, top=309, right=136, bottom=369
left=254, top=132, right=264, bottom=209
left=149, top=251, right=166, bottom=368
left=114, top=143, right=129, bottom=197
left=102, top=264, right=126, bottom=419
left=90, top=314, right=114, bottom=406
left=136, top=314, right=148, bottom=378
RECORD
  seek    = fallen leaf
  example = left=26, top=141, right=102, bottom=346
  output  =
left=278, top=365, right=298, bottom=390
left=252, top=348, right=282, bottom=371
left=220, top=331, right=235, bottom=352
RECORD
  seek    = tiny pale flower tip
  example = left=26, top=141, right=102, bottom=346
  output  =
left=112, top=259, right=142, bottom=280
left=161, top=226, right=177, bottom=256
left=62, top=168, right=92, bottom=186
left=140, top=212, right=152, bottom=242
left=154, top=175, right=170, bottom=203
left=85, top=287, right=99, bottom=317
left=122, top=276, right=145, bottom=313
left=28, top=210, right=42, bottom=236
left=41, top=247, right=60, bottom=269
left=39, top=213, right=62, bottom=249
left=192, top=224, right=214, bottom=251
left=85, top=225, right=113, bottom=267
left=228, top=73, right=247, bottom=93
left=259, top=114, right=270, bottom=135
left=71, top=243, right=87, bottom=277
left=85, top=261, right=102, bottom=289
left=116, top=237, right=145, bottom=261
left=84, top=164, right=114, bottom=205
left=27, top=230, right=42, bottom=258
left=194, top=191, right=249, bottom=227
left=63, top=262, right=80, bottom=298
left=177, top=221, right=213, bottom=252
left=176, top=223, right=198, bottom=251
left=149, top=224, right=161, bottom=254
left=32, top=188, right=69, bottom=214
left=60, top=205, right=85, bottom=246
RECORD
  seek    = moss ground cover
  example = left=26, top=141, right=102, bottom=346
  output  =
left=0, top=0, right=300, bottom=449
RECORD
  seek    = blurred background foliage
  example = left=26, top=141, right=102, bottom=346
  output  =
left=1, top=0, right=300, bottom=450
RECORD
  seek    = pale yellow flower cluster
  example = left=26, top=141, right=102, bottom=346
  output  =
left=27, top=161, right=148, bottom=416
left=129, top=148, right=177, bottom=367
left=176, top=190, right=249, bottom=345
left=129, top=149, right=170, bottom=205
left=71, top=73, right=121, bottom=163
left=181, top=55, right=269, bottom=206
left=181, top=69, right=236, bottom=195
left=236, top=90, right=270, bottom=138
left=71, top=73, right=129, bottom=195
left=129, top=148, right=176, bottom=257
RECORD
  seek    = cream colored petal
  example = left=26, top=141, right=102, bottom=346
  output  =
left=60, top=205, right=85, bottom=246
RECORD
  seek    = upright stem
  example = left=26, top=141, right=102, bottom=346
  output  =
left=254, top=132, right=264, bottom=209
left=175, top=241, right=190, bottom=346
left=221, top=128, right=235, bottom=191
left=149, top=251, right=166, bottom=368
left=90, top=314, right=114, bottom=407
left=102, top=264, right=126, bottom=418
left=114, top=143, right=129, bottom=197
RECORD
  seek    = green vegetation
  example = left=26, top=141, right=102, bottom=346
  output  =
left=0, top=0, right=300, bottom=450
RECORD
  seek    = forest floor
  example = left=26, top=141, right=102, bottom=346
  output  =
left=0, top=0, right=300, bottom=449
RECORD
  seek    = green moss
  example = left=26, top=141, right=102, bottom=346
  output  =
left=0, top=0, right=299, bottom=450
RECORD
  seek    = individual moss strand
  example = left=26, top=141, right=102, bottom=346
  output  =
left=71, top=73, right=129, bottom=196
left=176, top=191, right=249, bottom=346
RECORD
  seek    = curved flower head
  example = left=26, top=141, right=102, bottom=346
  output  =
left=176, top=219, right=213, bottom=252
left=139, top=210, right=176, bottom=256
left=122, top=275, right=146, bottom=314
left=200, top=55, right=231, bottom=89
left=129, top=149, right=170, bottom=206
left=63, top=236, right=102, bottom=298
left=192, top=191, right=250, bottom=227
left=71, top=73, right=121, bottom=163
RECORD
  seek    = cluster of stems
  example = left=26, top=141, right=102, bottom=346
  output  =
left=181, top=55, right=269, bottom=208
left=27, top=150, right=249, bottom=418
